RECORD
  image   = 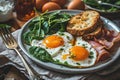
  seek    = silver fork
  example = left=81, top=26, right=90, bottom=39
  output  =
left=0, top=27, right=43, bottom=80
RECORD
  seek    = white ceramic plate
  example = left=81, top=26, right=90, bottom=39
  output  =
left=18, top=10, right=120, bottom=74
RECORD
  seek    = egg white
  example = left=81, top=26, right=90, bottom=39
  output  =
left=31, top=32, right=73, bottom=57
left=31, top=32, right=97, bottom=67
left=53, top=37, right=97, bottom=67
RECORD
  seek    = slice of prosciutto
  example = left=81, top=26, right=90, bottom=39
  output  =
left=89, top=41, right=110, bottom=62
left=95, top=28, right=120, bottom=50
left=88, top=28, right=120, bottom=62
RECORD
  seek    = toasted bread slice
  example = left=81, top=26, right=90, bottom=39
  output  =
left=67, top=10, right=100, bottom=36
left=83, top=23, right=103, bottom=40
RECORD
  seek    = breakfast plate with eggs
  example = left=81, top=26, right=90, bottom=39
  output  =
left=18, top=10, right=120, bottom=74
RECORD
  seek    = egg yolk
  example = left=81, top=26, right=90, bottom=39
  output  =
left=43, top=35, right=64, bottom=48
left=62, top=54, right=69, bottom=60
left=70, top=46, right=89, bottom=61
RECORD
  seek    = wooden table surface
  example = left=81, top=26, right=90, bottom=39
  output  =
left=0, top=11, right=120, bottom=80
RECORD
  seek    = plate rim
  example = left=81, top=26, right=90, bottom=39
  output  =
left=18, top=9, right=120, bottom=74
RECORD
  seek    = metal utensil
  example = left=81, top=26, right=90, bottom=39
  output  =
left=97, top=0, right=120, bottom=9
left=0, top=27, right=43, bottom=80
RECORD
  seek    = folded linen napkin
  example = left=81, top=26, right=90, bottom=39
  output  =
left=0, top=29, right=120, bottom=80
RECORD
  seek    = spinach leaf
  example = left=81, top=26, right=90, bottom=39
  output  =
left=29, top=46, right=54, bottom=62
left=23, top=11, right=72, bottom=45
left=23, top=30, right=44, bottom=45
left=43, top=21, right=49, bottom=34
left=23, top=32, right=32, bottom=45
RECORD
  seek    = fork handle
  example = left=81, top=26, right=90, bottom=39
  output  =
left=14, top=48, right=42, bottom=80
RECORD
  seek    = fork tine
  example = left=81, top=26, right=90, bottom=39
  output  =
left=7, top=28, right=16, bottom=43
left=4, top=27, right=15, bottom=44
left=2, top=27, right=12, bottom=44
left=2, top=27, right=11, bottom=43
left=0, top=28, right=9, bottom=45
left=0, top=27, right=15, bottom=45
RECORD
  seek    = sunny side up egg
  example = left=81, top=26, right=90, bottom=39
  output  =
left=31, top=32, right=74, bottom=57
left=53, top=37, right=97, bottom=67
left=31, top=32, right=97, bottom=68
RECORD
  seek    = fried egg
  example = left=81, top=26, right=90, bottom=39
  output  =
left=53, top=37, right=97, bottom=67
left=31, top=32, right=74, bottom=57
left=31, top=32, right=97, bottom=67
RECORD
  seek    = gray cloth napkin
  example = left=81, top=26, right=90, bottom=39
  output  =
left=0, top=29, right=120, bottom=80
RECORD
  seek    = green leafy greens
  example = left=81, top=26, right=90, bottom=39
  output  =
left=23, top=11, right=73, bottom=66
left=83, top=0, right=120, bottom=12
left=29, top=46, right=54, bottom=62
left=23, top=11, right=71, bottom=45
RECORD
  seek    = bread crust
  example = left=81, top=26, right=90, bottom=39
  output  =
left=83, top=22, right=103, bottom=40
left=67, top=11, right=100, bottom=36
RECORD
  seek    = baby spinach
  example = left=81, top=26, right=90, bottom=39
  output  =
left=23, top=11, right=74, bottom=66
left=29, top=46, right=75, bottom=67
left=23, top=30, right=44, bottom=45
left=23, top=11, right=71, bottom=45
left=29, top=46, right=54, bottom=62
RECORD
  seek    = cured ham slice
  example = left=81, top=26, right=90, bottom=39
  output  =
left=89, top=41, right=110, bottom=62
left=88, top=28, right=120, bottom=62
left=95, top=28, right=120, bottom=50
